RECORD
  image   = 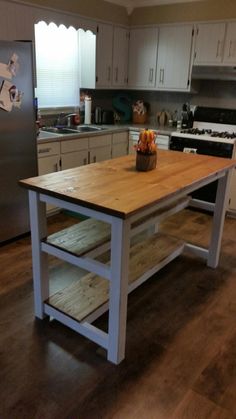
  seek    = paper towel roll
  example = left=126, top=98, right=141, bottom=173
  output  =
left=84, top=97, right=92, bottom=124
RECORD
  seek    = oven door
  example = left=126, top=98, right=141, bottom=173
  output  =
left=170, top=135, right=234, bottom=207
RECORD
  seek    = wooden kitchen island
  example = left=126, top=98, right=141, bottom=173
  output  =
left=20, top=150, right=236, bottom=364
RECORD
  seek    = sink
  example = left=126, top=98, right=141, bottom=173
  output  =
left=76, top=125, right=106, bottom=132
left=41, top=127, right=78, bottom=134
left=42, top=125, right=107, bottom=135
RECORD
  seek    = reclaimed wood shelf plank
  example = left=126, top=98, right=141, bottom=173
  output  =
left=44, top=218, right=110, bottom=257
left=44, top=196, right=189, bottom=257
left=45, top=233, right=184, bottom=323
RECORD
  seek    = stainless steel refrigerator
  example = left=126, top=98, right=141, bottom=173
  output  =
left=0, top=40, right=38, bottom=244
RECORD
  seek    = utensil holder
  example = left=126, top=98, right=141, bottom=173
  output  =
left=132, top=112, right=147, bottom=124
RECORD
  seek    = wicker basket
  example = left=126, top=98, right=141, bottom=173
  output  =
left=136, top=152, right=157, bottom=172
left=132, top=112, right=148, bottom=124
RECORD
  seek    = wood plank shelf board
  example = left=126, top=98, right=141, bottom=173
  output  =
left=43, top=218, right=110, bottom=257
left=45, top=232, right=184, bottom=324
left=44, top=196, right=190, bottom=257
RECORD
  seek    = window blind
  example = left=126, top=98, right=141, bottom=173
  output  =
left=35, top=21, right=80, bottom=108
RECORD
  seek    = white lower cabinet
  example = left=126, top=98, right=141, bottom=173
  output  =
left=37, top=142, right=60, bottom=212
left=112, top=132, right=128, bottom=158
left=89, top=134, right=112, bottom=163
left=61, top=150, right=88, bottom=170
left=60, top=137, right=89, bottom=170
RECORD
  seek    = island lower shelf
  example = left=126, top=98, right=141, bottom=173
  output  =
left=45, top=232, right=184, bottom=324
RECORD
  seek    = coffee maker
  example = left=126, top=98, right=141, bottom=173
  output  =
left=181, top=103, right=193, bottom=129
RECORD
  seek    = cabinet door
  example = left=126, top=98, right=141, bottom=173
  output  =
left=194, top=23, right=226, bottom=65
left=38, top=155, right=60, bottom=175
left=96, top=23, right=113, bottom=87
left=223, top=22, right=236, bottom=64
left=112, top=27, right=129, bottom=87
left=128, top=28, right=158, bottom=88
left=89, top=146, right=111, bottom=163
left=112, top=143, right=128, bottom=158
left=112, top=132, right=128, bottom=157
left=61, top=150, right=88, bottom=170
left=38, top=155, right=60, bottom=212
left=79, top=28, right=96, bottom=89
left=156, top=25, right=193, bottom=90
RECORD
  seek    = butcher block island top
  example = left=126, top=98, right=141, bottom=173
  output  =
left=20, top=150, right=236, bottom=219
left=19, top=150, right=236, bottom=364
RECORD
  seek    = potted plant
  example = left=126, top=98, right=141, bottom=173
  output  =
left=135, top=129, right=158, bottom=171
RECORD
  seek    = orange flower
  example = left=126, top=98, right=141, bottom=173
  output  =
left=136, top=129, right=157, bottom=155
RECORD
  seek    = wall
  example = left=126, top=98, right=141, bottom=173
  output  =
left=16, top=0, right=129, bottom=25
left=130, top=0, right=236, bottom=26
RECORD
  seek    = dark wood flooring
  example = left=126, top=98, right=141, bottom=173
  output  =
left=0, top=209, right=235, bottom=419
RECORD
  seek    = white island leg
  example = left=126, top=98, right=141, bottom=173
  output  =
left=208, top=170, right=233, bottom=268
left=29, top=190, right=49, bottom=319
left=107, top=217, right=130, bottom=364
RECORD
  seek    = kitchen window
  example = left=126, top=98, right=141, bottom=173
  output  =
left=34, top=21, right=80, bottom=109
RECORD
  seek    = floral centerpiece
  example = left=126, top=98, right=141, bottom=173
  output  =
left=135, top=128, right=158, bottom=171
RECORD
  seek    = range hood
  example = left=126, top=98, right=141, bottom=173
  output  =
left=191, top=65, right=236, bottom=81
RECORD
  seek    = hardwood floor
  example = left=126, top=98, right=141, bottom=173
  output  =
left=0, top=209, right=235, bottom=419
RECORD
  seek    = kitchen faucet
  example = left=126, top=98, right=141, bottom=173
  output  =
left=56, top=113, right=78, bottom=127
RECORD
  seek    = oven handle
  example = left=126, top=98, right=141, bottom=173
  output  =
left=183, top=147, right=198, bottom=154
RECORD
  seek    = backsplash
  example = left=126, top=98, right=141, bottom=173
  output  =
left=86, top=79, right=236, bottom=124
left=41, top=80, right=236, bottom=126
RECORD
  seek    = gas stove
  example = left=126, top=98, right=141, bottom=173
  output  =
left=170, top=106, right=236, bottom=210
left=171, top=106, right=236, bottom=145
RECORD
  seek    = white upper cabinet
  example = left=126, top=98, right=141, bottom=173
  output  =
left=156, top=25, right=194, bottom=91
left=194, top=22, right=226, bottom=65
left=223, top=22, right=236, bottom=64
left=79, top=29, right=96, bottom=89
left=112, top=27, right=129, bottom=87
left=96, top=23, right=129, bottom=88
left=96, top=23, right=113, bottom=87
left=128, top=27, right=158, bottom=88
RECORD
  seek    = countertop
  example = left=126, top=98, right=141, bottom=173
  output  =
left=37, top=123, right=175, bottom=143
left=20, top=151, right=236, bottom=218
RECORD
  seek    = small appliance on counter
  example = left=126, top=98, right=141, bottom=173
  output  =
left=101, top=109, right=114, bottom=124
left=181, top=103, right=193, bottom=129
left=84, top=96, right=92, bottom=124
left=94, top=106, right=102, bottom=124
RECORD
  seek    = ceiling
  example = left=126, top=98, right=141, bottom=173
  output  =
left=105, top=0, right=204, bottom=14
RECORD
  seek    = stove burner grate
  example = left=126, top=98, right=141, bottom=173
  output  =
left=180, top=128, right=236, bottom=139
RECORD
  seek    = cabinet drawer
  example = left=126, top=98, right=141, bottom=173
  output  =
left=129, top=131, right=139, bottom=141
left=37, top=142, right=60, bottom=157
left=61, top=138, right=88, bottom=153
left=112, top=131, right=128, bottom=145
left=156, top=134, right=170, bottom=150
left=89, top=134, right=112, bottom=148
